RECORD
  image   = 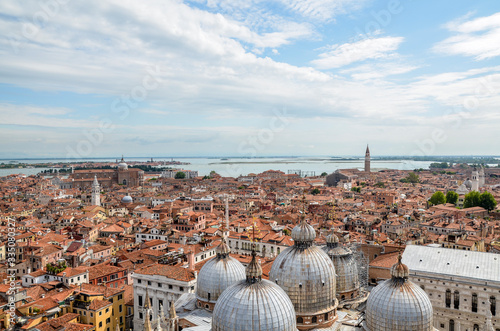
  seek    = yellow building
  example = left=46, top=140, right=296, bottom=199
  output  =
left=72, top=283, right=126, bottom=331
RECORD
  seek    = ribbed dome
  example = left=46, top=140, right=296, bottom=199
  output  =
left=365, top=256, right=433, bottom=331
left=196, top=240, right=245, bottom=305
left=269, top=240, right=337, bottom=316
left=212, top=279, right=297, bottom=331
left=291, top=219, right=316, bottom=246
left=212, top=249, right=297, bottom=331
left=326, top=232, right=339, bottom=245
left=324, top=245, right=359, bottom=295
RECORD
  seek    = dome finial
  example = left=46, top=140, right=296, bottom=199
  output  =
left=246, top=244, right=262, bottom=283
left=326, top=229, right=339, bottom=248
left=216, top=236, right=231, bottom=257
left=391, top=251, right=409, bottom=279
left=291, top=194, right=316, bottom=247
left=246, top=222, right=262, bottom=283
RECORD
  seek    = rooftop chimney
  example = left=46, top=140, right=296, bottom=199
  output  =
left=187, top=250, right=195, bottom=271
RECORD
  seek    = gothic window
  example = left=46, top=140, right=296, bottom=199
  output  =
left=446, top=289, right=451, bottom=308
left=454, top=291, right=460, bottom=309
left=449, top=319, right=454, bottom=331
left=473, top=324, right=479, bottom=331
left=297, top=317, right=303, bottom=324
left=491, top=296, right=496, bottom=316
left=312, top=316, right=317, bottom=323
left=472, top=293, right=478, bottom=313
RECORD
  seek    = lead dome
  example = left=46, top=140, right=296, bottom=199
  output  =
left=269, top=217, right=338, bottom=330
left=118, top=156, right=128, bottom=170
left=196, top=238, right=245, bottom=311
left=365, top=254, right=434, bottom=331
left=323, top=232, right=360, bottom=302
left=121, top=194, right=133, bottom=204
left=212, top=248, right=297, bottom=331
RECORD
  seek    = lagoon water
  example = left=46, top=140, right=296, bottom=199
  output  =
left=0, top=157, right=433, bottom=177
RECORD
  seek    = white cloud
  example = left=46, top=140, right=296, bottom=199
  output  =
left=311, top=36, right=404, bottom=69
left=341, top=63, right=419, bottom=80
left=278, top=0, right=367, bottom=22
left=0, top=104, right=96, bottom=128
left=0, top=1, right=500, bottom=157
left=434, top=12, right=500, bottom=60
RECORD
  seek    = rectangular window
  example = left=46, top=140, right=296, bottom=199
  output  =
left=138, top=295, right=143, bottom=307
left=119, top=305, right=123, bottom=313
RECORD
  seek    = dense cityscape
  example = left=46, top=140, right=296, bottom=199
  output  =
left=0, top=149, right=499, bottom=330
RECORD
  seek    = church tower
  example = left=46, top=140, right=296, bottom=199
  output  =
left=479, top=166, right=485, bottom=187
left=91, top=175, right=100, bottom=206
left=472, top=168, right=479, bottom=192
left=364, top=145, right=371, bottom=173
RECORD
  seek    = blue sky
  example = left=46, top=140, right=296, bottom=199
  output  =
left=1, top=0, right=500, bottom=159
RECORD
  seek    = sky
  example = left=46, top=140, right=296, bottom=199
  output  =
left=1, top=0, right=500, bottom=159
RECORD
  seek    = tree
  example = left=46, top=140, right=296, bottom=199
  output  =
left=463, top=191, right=481, bottom=208
left=321, top=172, right=328, bottom=177
left=175, top=171, right=186, bottom=179
left=445, top=191, right=459, bottom=205
left=401, top=172, right=420, bottom=184
left=407, top=172, right=420, bottom=184
left=479, top=191, right=497, bottom=211
left=311, top=188, right=320, bottom=195
left=374, top=182, right=385, bottom=188
left=429, top=191, right=446, bottom=205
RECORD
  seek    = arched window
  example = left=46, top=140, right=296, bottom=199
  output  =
left=472, top=293, right=478, bottom=313
left=454, top=291, right=460, bottom=309
left=312, top=316, right=317, bottom=323
left=324, top=313, right=329, bottom=321
left=122, top=179, right=127, bottom=185
left=297, top=317, right=303, bottom=324
left=341, top=295, right=345, bottom=301
left=446, top=289, right=451, bottom=308
left=449, top=319, right=454, bottom=331
left=473, top=324, right=479, bottom=331
left=491, top=296, right=497, bottom=316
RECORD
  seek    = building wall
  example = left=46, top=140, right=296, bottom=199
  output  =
left=409, top=272, right=500, bottom=331
left=132, top=273, right=196, bottom=330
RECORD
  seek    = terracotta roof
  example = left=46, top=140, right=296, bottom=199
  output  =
left=88, top=299, right=112, bottom=311
left=369, top=251, right=400, bottom=269
left=135, top=263, right=196, bottom=282
left=34, top=313, right=80, bottom=331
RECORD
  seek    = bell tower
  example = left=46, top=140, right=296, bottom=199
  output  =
left=364, top=145, right=371, bottom=173
left=91, top=175, right=100, bottom=206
